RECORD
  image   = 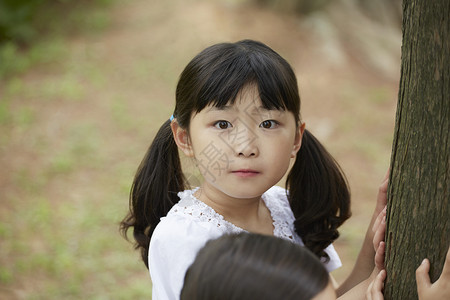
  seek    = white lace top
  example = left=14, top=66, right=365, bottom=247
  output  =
left=148, top=186, right=342, bottom=300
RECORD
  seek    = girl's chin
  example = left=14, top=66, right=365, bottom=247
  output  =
left=211, top=184, right=269, bottom=199
left=201, top=175, right=276, bottom=197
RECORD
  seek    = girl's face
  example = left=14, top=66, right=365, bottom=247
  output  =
left=174, top=85, right=304, bottom=200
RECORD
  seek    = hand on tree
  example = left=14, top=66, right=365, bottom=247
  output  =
left=416, top=247, right=450, bottom=300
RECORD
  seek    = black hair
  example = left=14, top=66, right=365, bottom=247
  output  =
left=120, top=39, right=351, bottom=268
left=181, top=233, right=331, bottom=300
left=287, top=129, right=351, bottom=260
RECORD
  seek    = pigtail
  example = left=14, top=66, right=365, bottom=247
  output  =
left=286, top=129, right=351, bottom=261
left=120, top=119, right=186, bottom=269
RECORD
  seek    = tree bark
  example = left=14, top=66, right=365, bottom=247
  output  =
left=384, top=0, right=449, bottom=299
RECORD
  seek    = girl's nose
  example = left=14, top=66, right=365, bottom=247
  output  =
left=238, top=146, right=258, bottom=157
left=239, top=151, right=256, bottom=157
left=234, top=131, right=259, bottom=157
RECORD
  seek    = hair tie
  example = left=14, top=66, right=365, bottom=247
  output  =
left=170, top=114, right=174, bottom=121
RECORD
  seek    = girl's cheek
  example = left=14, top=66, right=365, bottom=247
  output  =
left=194, top=143, right=233, bottom=182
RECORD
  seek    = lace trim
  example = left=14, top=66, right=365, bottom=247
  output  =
left=262, top=190, right=294, bottom=240
left=170, top=188, right=294, bottom=240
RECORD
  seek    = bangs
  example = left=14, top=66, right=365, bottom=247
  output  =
left=177, top=40, right=300, bottom=120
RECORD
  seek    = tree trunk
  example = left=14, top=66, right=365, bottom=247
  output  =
left=384, top=0, right=449, bottom=299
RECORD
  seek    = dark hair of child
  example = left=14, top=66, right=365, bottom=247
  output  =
left=120, top=40, right=351, bottom=268
left=181, top=232, right=331, bottom=300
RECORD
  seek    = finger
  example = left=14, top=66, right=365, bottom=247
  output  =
left=377, top=181, right=388, bottom=207
left=372, top=206, right=387, bottom=233
left=376, top=171, right=389, bottom=209
left=375, top=242, right=386, bottom=270
left=368, top=270, right=386, bottom=300
left=416, top=258, right=431, bottom=294
left=374, top=270, right=386, bottom=291
left=373, top=270, right=387, bottom=300
left=373, top=215, right=386, bottom=251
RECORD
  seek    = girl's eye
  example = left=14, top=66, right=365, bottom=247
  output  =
left=214, top=120, right=232, bottom=129
left=260, top=120, right=278, bottom=129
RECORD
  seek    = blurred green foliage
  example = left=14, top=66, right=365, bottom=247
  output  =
left=0, top=0, right=45, bottom=45
left=0, top=0, right=115, bottom=45
left=0, top=0, right=114, bottom=79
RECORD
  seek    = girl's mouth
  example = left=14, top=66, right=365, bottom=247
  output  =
left=231, top=169, right=260, bottom=177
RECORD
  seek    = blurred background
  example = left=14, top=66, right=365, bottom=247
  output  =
left=0, top=0, right=401, bottom=298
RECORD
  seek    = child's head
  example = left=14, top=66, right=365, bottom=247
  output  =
left=168, top=40, right=308, bottom=199
left=171, top=52, right=305, bottom=199
left=181, top=232, right=336, bottom=300
left=121, top=40, right=350, bottom=268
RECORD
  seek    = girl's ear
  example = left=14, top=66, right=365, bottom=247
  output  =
left=291, top=122, right=306, bottom=158
left=171, top=120, right=194, bottom=157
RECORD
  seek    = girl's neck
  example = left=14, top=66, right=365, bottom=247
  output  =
left=195, top=183, right=274, bottom=235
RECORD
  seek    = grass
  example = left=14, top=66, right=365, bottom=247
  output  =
left=0, top=0, right=154, bottom=298
left=0, top=40, right=68, bottom=80
left=2, top=163, right=149, bottom=298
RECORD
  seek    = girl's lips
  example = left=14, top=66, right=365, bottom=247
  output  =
left=232, top=170, right=260, bottom=177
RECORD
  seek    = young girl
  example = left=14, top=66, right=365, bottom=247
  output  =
left=121, top=39, right=385, bottom=299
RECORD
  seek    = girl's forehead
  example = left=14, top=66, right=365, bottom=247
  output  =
left=205, top=97, right=265, bottom=112
left=205, top=86, right=281, bottom=112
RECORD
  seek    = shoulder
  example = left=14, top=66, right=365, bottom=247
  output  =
left=264, top=185, right=293, bottom=217
left=149, top=214, right=216, bottom=275
left=150, top=209, right=222, bottom=253
left=149, top=187, right=230, bottom=264
left=264, top=186, right=302, bottom=242
left=149, top=209, right=224, bottom=299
